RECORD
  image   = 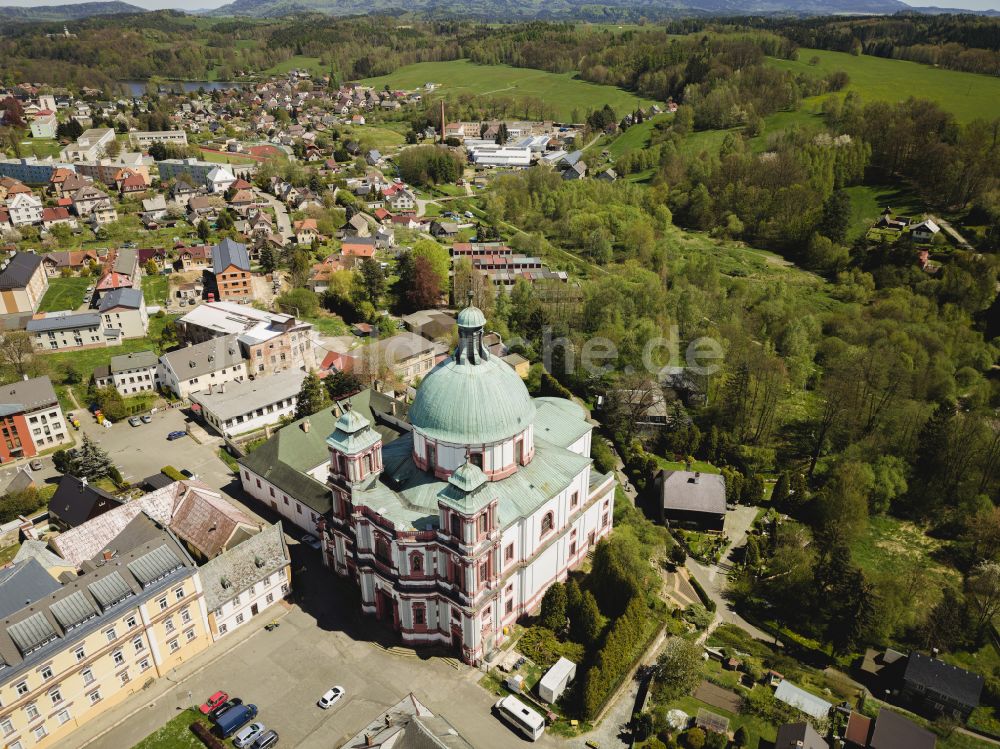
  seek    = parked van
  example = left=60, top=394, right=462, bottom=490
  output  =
left=494, top=696, right=544, bottom=741
left=216, top=704, right=258, bottom=739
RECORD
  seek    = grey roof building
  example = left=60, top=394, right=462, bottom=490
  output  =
left=340, top=693, right=475, bottom=749
left=110, top=350, right=158, bottom=372
left=0, top=375, right=60, bottom=412
left=212, top=237, right=250, bottom=274
left=113, top=247, right=137, bottom=275
left=26, top=311, right=102, bottom=333
left=0, top=513, right=200, bottom=685
left=190, top=368, right=305, bottom=437
left=49, top=474, right=125, bottom=529
left=159, top=334, right=244, bottom=381
left=0, top=253, right=43, bottom=290
left=775, top=722, right=828, bottom=749
left=868, top=709, right=936, bottom=749
left=0, top=559, right=62, bottom=619
left=901, top=651, right=983, bottom=720
left=12, top=541, right=72, bottom=577
left=658, top=469, right=727, bottom=532
left=200, top=522, right=289, bottom=615
left=98, top=287, right=144, bottom=312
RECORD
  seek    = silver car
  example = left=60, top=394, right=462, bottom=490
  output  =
left=233, top=722, right=266, bottom=748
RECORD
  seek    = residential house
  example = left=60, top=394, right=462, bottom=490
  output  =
left=191, top=369, right=306, bottom=438
left=26, top=312, right=109, bottom=351
left=93, top=350, right=159, bottom=396
left=402, top=309, right=456, bottom=342
left=8, top=193, right=42, bottom=227
left=41, top=207, right=77, bottom=231
left=294, top=218, right=319, bottom=246
left=0, top=516, right=211, bottom=749
left=40, top=250, right=99, bottom=278
left=140, top=195, right=168, bottom=222
left=900, top=652, right=982, bottom=720
left=48, top=475, right=124, bottom=530
left=156, top=334, right=246, bottom=399
left=342, top=213, right=370, bottom=237
left=169, top=179, right=198, bottom=207
left=211, top=238, right=253, bottom=303
left=29, top=111, right=56, bottom=139
left=911, top=219, right=941, bottom=243
left=71, top=186, right=113, bottom=219
left=200, top=522, right=290, bottom=641
left=430, top=220, right=460, bottom=239
left=0, top=376, right=69, bottom=460
left=341, top=236, right=376, bottom=263
left=175, top=245, right=213, bottom=271
left=341, top=332, right=442, bottom=385
left=657, top=469, right=727, bottom=532
left=775, top=722, right=828, bottom=749
left=94, top=249, right=139, bottom=302
left=177, top=301, right=316, bottom=377
left=206, top=166, right=236, bottom=194
left=386, top=189, right=415, bottom=212
left=845, top=709, right=936, bottom=749
left=98, top=288, right=148, bottom=340
left=0, top=253, right=48, bottom=314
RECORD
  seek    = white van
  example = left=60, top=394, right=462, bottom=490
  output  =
left=494, top=695, right=544, bottom=741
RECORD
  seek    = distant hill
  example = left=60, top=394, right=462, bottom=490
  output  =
left=0, top=1, right=145, bottom=22
left=207, top=0, right=924, bottom=19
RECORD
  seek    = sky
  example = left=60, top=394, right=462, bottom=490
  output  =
left=2, top=0, right=999, bottom=11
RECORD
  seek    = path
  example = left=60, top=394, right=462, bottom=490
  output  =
left=684, top=505, right=780, bottom=645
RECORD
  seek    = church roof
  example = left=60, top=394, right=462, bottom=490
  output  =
left=408, top=306, right=535, bottom=445
left=353, top=408, right=594, bottom=531
left=326, top=408, right=381, bottom=455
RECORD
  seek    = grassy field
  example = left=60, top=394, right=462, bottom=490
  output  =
left=142, top=273, right=170, bottom=306
left=38, top=276, right=90, bottom=313
left=843, top=183, right=926, bottom=240
left=131, top=708, right=215, bottom=749
left=341, top=125, right=405, bottom=152
left=768, top=48, right=1000, bottom=123
left=606, top=114, right=670, bottom=158
left=360, top=60, right=656, bottom=121
left=198, top=148, right=259, bottom=165
left=262, top=55, right=324, bottom=76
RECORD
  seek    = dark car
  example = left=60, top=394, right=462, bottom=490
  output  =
left=252, top=730, right=279, bottom=749
left=209, top=697, right=243, bottom=723
left=167, top=430, right=187, bottom=441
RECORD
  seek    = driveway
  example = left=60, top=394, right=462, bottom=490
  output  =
left=254, top=190, right=293, bottom=240
left=67, top=552, right=561, bottom=749
left=685, top=505, right=778, bottom=644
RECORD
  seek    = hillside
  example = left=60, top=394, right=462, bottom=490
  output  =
left=0, top=1, right=144, bottom=22
left=209, top=0, right=913, bottom=20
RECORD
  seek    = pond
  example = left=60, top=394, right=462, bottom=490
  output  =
left=118, top=80, right=244, bottom=97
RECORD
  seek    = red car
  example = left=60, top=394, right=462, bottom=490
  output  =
left=199, top=691, right=228, bottom=715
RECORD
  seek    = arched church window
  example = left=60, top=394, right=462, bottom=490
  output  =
left=410, top=552, right=423, bottom=574
left=540, top=512, right=554, bottom=537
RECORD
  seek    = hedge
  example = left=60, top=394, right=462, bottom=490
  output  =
left=160, top=466, right=185, bottom=482
left=688, top=575, right=717, bottom=612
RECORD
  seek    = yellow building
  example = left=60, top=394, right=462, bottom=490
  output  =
left=0, top=514, right=211, bottom=749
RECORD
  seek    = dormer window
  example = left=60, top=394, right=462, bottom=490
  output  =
left=470, top=452, right=483, bottom=469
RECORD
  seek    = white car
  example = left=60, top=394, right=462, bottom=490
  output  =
left=300, top=533, right=321, bottom=550
left=233, top=722, right=266, bottom=748
left=318, top=686, right=345, bottom=709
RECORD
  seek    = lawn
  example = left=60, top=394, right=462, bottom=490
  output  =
left=361, top=60, right=657, bottom=121
left=655, top=456, right=722, bottom=474
left=38, top=314, right=178, bottom=389
left=340, top=125, right=405, bottom=152
left=24, top=137, right=62, bottom=159
left=607, top=114, right=670, bottom=158
left=768, top=48, right=1000, bottom=123
left=131, top=708, right=216, bottom=749
left=843, top=183, right=926, bottom=241
left=261, top=55, right=325, bottom=77
left=665, top=694, right=777, bottom=748
left=198, top=148, right=259, bottom=165
left=302, top=311, right=349, bottom=336
left=38, top=276, right=90, bottom=313
left=142, top=273, right=170, bottom=306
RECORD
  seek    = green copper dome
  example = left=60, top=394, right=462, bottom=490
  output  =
left=457, top=305, right=487, bottom=329
left=409, top=305, right=535, bottom=445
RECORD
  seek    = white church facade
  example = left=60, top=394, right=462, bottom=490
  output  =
left=320, top=305, right=615, bottom=664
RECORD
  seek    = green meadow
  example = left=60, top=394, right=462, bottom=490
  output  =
left=360, top=59, right=656, bottom=121
left=769, top=48, right=1000, bottom=123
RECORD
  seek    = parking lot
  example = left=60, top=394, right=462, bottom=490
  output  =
left=67, top=544, right=563, bottom=749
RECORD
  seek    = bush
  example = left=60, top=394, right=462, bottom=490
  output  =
left=517, top=626, right=584, bottom=669
left=682, top=727, right=706, bottom=749
left=0, top=488, right=45, bottom=524
left=160, top=466, right=185, bottom=482
left=591, top=435, right=617, bottom=475
left=582, top=596, right=656, bottom=718
left=688, top=575, right=717, bottom=612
